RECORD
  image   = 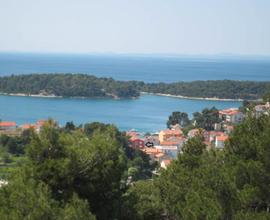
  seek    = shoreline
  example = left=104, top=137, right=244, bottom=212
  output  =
left=0, top=92, right=139, bottom=100
left=0, top=92, right=249, bottom=102
left=0, top=92, right=63, bottom=98
left=140, top=92, right=245, bottom=102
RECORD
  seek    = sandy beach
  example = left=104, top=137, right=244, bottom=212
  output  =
left=0, top=91, right=252, bottom=102
left=140, top=92, right=245, bottom=102
left=0, top=92, right=62, bottom=98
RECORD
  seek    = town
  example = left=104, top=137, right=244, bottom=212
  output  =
left=1, top=101, right=269, bottom=172
left=126, top=101, right=270, bottom=169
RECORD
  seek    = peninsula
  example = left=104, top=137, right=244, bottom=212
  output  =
left=0, top=73, right=269, bottom=100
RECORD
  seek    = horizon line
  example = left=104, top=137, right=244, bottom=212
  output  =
left=0, top=50, right=270, bottom=60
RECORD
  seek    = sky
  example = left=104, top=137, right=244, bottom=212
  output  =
left=0, top=0, right=270, bottom=55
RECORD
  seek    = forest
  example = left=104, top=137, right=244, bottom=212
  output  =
left=0, top=74, right=270, bottom=100
left=0, top=113, right=270, bottom=219
left=0, top=74, right=140, bottom=98
left=143, top=80, right=270, bottom=100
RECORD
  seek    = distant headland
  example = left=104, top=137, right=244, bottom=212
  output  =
left=0, top=73, right=269, bottom=100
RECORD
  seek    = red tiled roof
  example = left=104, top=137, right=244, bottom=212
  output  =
left=216, top=135, right=229, bottom=142
left=160, top=129, right=182, bottom=135
left=21, top=124, right=36, bottom=129
left=131, top=138, right=144, bottom=143
left=36, top=120, right=46, bottom=126
left=219, top=108, right=240, bottom=116
left=0, top=121, right=16, bottom=127
left=160, top=141, right=180, bottom=146
left=142, top=148, right=162, bottom=155
left=227, top=111, right=240, bottom=116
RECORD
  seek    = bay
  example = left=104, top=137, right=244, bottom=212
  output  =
left=1, top=52, right=268, bottom=132
left=0, top=94, right=241, bottom=132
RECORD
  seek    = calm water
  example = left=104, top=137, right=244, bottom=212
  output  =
left=1, top=52, right=269, bottom=131
left=0, top=94, right=241, bottom=132
left=0, top=53, right=270, bottom=82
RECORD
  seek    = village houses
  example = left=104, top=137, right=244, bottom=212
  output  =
left=126, top=131, right=145, bottom=149
left=158, top=128, right=182, bottom=143
left=0, top=121, right=16, bottom=131
left=219, top=108, right=244, bottom=124
left=20, top=120, right=47, bottom=133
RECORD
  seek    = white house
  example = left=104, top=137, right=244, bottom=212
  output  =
left=154, top=145, right=179, bottom=159
left=219, top=108, right=244, bottom=124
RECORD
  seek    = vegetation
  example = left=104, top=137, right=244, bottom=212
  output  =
left=167, top=111, right=190, bottom=128
left=1, top=114, right=270, bottom=219
left=0, top=121, right=154, bottom=219
left=0, top=74, right=140, bottom=98
left=263, top=91, right=270, bottom=102
left=122, top=114, right=270, bottom=219
left=143, top=80, right=270, bottom=100
left=1, top=74, right=270, bottom=100
left=192, top=107, right=221, bottom=130
left=0, top=130, right=32, bottom=178
left=167, top=107, right=221, bottom=131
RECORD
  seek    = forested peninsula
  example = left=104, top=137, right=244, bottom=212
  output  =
left=0, top=73, right=269, bottom=100
left=0, top=74, right=140, bottom=99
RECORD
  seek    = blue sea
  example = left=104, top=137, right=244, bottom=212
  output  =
left=0, top=52, right=269, bottom=132
left=0, top=53, right=270, bottom=82
left=0, top=94, right=241, bottom=132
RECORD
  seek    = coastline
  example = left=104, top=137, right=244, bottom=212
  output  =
left=0, top=91, right=246, bottom=102
left=141, top=92, right=245, bottom=102
left=0, top=92, right=139, bottom=100
left=0, top=92, right=63, bottom=98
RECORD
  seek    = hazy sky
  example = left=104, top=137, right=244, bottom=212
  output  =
left=1, top=0, right=270, bottom=55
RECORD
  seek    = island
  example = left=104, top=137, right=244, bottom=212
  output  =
left=0, top=73, right=269, bottom=100
left=0, top=74, right=140, bottom=99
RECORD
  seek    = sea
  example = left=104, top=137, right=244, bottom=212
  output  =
left=0, top=52, right=270, bottom=132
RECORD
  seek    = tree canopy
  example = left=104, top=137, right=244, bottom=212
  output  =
left=120, top=114, right=270, bottom=219
left=167, top=111, right=190, bottom=128
left=1, top=74, right=270, bottom=100
left=0, top=74, right=140, bottom=98
left=1, top=114, right=270, bottom=219
left=192, top=107, right=221, bottom=130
